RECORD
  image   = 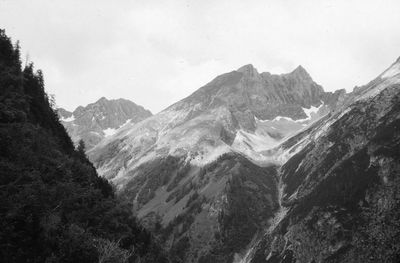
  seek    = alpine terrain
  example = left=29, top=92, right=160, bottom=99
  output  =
left=2, top=2, right=399, bottom=263
left=246, top=58, right=400, bottom=263
left=58, top=97, right=152, bottom=150
left=87, top=63, right=374, bottom=262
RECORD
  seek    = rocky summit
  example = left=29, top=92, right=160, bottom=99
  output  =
left=58, top=97, right=152, bottom=149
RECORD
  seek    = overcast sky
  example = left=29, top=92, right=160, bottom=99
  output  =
left=1, top=0, right=400, bottom=113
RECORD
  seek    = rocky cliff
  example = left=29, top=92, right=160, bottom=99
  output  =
left=58, top=97, right=152, bottom=149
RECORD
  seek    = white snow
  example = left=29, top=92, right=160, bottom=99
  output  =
left=61, top=115, right=75, bottom=122
left=257, top=103, right=323, bottom=124
left=273, top=116, right=297, bottom=122
left=302, top=104, right=321, bottom=120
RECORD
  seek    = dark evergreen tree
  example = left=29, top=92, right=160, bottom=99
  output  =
left=0, top=29, right=169, bottom=263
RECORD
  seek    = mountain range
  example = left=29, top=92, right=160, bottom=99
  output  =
left=81, top=58, right=400, bottom=262
left=88, top=64, right=344, bottom=181
left=58, top=97, right=152, bottom=149
left=4, top=25, right=399, bottom=263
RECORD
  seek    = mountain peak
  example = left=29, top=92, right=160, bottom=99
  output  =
left=237, top=64, right=259, bottom=77
left=63, top=97, right=152, bottom=149
left=290, top=65, right=312, bottom=80
left=98, top=96, right=108, bottom=102
left=293, top=65, right=307, bottom=74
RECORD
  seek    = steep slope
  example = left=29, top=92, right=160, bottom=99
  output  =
left=88, top=64, right=343, bottom=262
left=246, top=58, right=400, bottom=263
left=0, top=29, right=167, bottom=263
left=58, top=97, right=152, bottom=149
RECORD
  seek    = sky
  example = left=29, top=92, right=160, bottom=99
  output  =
left=1, top=0, right=400, bottom=113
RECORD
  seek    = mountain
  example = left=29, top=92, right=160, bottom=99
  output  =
left=5, top=24, right=398, bottom=262
left=243, top=58, right=400, bottom=263
left=89, top=64, right=344, bottom=180
left=88, top=64, right=346, bottom=262
left=0, top=29, right=167, bottom=263
left=90, top=58, right=400, bottom=262
left=58, top=97, right=152, bottom=149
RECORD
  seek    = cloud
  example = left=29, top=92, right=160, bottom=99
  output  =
left=1, top=0, right=399, bottom=113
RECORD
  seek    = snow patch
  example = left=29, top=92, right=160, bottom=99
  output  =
left=302, top=104, right=321, bottom=120
left=273, top=116, right=297, bottom=122
left=257, top=103, right=323, bottom=124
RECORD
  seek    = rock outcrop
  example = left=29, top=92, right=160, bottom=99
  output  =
left=58, top=97, right=152, bottom=149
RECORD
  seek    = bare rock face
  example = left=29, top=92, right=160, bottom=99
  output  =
left=58, top=97, right=152, bottom=149
left=179, top=64, right=329, bottom=130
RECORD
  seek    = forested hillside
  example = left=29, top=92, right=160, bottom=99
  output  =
left=0, top=29, right=168, bottom=263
